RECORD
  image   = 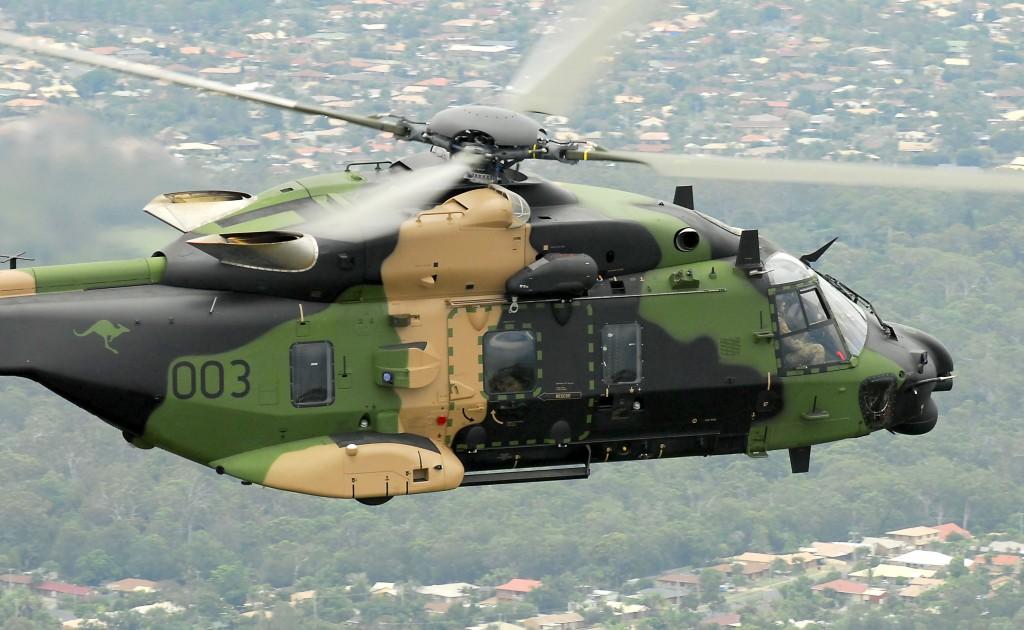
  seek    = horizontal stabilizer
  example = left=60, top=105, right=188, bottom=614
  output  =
left=144, top=190, right=253, bottom=233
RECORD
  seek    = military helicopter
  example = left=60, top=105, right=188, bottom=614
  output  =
left=0, top=5, right=1016, bottom=506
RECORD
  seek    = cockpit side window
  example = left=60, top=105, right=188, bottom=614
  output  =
left=774, top=287, right=850, bottom=370
left=801, top=291, right=828, bottom=325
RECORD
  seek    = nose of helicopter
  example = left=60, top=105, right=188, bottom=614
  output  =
left=886, top=324, right=955, bottom=435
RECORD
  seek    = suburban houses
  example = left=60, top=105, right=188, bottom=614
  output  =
left=2, top=516, right=1020, bottom=628
left=0, top=0, right=1021, bottom=184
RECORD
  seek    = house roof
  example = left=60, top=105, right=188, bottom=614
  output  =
left=808, top=542, right=859, bottom=558
left=34, top=581, right=92, bottom=597
left=733, top=552, right=778, bottom=564
left=630, top=586, right=689, bottom=600
left=607, top=600, right=648, bottom=614
left=812, top=579, right=867, bottom=595
left=849, top=564, right=936, bottom=580
left=988, top=541, right=1024, bottom=554
left=779, top=552, right=820, bottom=565
left=847, top=565, right=937, bottom=577
left=369, top=582, right=398, bottom=596
left=898, top=584, right=935, bottom=598
left=0, top=574, right=32, bottom=585
left=5, top=98, right=47, bottom=107
left=911, top=577, right=945, bottom=587
left=423, top=600, right=451, bottom=614
left=415, top=582, right=476, bottom=599
left=496, top=578, right=542, bottom=593
left=740, top=561, right=771, bottom=575
left=656, top=572, right=700, bottom=585
left=861, top=536, right=906, bottom=548
left=934, top=523, right=972, bottom=540
left=130, top=601, right=184, bottom=615
left=522, top=612, right=584, bottom=625
left=891, top=550, right=961, bottom=567
left=887, top=526, right=939, bottom=538
left=991, top=554, right=1021, bottom=566
left=106, top=578, right=159, bottom=593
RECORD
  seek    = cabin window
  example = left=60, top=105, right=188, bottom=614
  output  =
left=290, top=341, right=335, bottom=407
left=774, top=288, right=848, bottom=370
left=483, top=331, right=536, bottom=394
left=602, top=323, right=642, bottom=384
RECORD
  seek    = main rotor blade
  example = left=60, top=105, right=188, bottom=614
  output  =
left=309, top=153, right=483, bottom=242
left=501, top=0, right=655, bottom=116
left=0, top=30, right=404, bottom=135
left=562, top=149, right=1024, bottom=194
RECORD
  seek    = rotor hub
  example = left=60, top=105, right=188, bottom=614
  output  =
left=426, top=105, right=546, bottom=153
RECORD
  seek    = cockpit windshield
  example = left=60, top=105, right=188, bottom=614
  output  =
left=817, top=274, right=868, bottom=355
left=766, top=252, right=868, bottom=370
left=766, top=252, right=814, bottom=285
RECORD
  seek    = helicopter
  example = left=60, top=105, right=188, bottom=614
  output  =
left=0, top=5, right=1016, bottom=506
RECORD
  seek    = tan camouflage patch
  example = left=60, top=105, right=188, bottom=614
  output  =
left=380, top=188, right=537, bottom=442
left=262, top=439, right=463, bottom=499
left=0, top=270, right=35, bottom=298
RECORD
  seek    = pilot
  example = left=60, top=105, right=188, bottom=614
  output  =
left=777, top=302, right=826, bottom=368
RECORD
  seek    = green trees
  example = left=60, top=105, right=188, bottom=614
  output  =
left=0, top=589, right=54, bottom=629
left=699, top=569, right=724, bottom=605
left=209, top=564, right=251, bottom=607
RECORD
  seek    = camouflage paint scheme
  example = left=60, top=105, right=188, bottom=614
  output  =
left=0, top=163, right=953, bottom=501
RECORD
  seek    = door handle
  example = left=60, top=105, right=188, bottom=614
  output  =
left=801, top=410, right=830, bottom=421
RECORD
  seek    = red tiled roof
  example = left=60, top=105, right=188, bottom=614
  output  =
left=416, top=77, right=450, bottom=87
left=34, top=581, right=92, bottom=597
left=0, top=574, right=32, bottom=585
left=495, top=578, right=542, bottom=593
left=812, top=579, right=868, bottom=595
left=934, top=523, right=972, bottom=540
left=992, top=555, right=1021, bottom=567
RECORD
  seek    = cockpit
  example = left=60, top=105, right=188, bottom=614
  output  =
left=766, top=252, right=869, bottom=372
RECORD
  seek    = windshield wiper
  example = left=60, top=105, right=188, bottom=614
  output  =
left=819, top=272, right=896, bottom=339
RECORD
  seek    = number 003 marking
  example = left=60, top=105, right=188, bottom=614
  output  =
left=172, top=360, right=251, bottom=400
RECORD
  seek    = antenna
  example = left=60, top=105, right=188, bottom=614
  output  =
left=0, top=252, right=34, bottom=270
